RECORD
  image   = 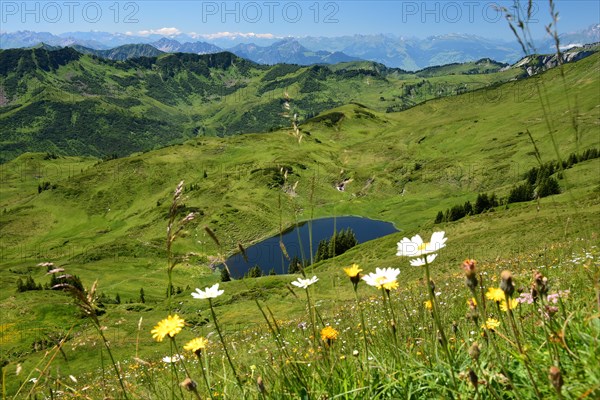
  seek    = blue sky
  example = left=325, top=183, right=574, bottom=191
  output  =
left=1, top=0, right=598, bottom=40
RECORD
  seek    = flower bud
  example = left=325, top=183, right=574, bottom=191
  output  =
left=545, top=305, right=559, bottom=318
left=257, top=376, right=266, bottom=394
left=462, top=259, right=479, bottom=290
left=468, top=368, right=479, bottom=390
left=530, top=283, right=539, bottom=303
left=500, top=270, right=514, bottom=297
left=549, top=366, right=563, bottom=393
left=468, top=342, right=480, bottom=362
left=534, top=271, right=549, bottom=298
left=180, top=377, right=197, bottom=392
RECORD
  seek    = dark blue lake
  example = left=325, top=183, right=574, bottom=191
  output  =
left=224, top=216, right=399, bottom=278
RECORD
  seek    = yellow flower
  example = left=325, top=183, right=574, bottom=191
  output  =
left=500, top=298, right=519, bottom=312
left=151, top=315, right=185, bottom=342
left=483, top=318, right=500, bottom=331
left=343, top=264, right=363, bottom=278
left=424, top=300, right=433, bottom=311
left=344, top=264, right=363, bottom=287
left=486, top=287, right=505, bottom=303
left=362, top=268, right=400, bottom=291
left=320, top=326, right=339, bottom=342
left=184, top=337, right=208, bottom=354
left=382, top=280, right=399, bottom=291
left=467, top=297, right=477, bottom=310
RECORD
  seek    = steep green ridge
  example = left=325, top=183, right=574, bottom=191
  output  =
left=0, top=51, right=598, bottom=394
left=1, top=46, right=560, bottom=162
left=70, top=43, right=165, bottom=60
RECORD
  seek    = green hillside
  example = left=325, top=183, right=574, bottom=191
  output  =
left=0, top=47, right=550, bottom=162
left=0, top=50, right=598, bottom=398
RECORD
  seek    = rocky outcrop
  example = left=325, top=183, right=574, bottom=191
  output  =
left=511, top=43, right=598, bottom=76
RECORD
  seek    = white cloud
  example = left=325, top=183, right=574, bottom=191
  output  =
left=559, top=43, right=583, bottom=50
left=131, top=29, right=279, bottom=40
left=190, top=31, right=279, bottom=40
left=138, top=27, right=182, bottom=37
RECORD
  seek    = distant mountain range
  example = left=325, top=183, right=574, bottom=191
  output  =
left=150, top=38, right=222, bottom=54
left=228, top=38, right=360, bottom=65
left=0, top=25, right=598, bottom=69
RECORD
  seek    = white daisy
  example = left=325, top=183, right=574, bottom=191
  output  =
left=362, top=267, right=400, bottom=290
left=409, top=254, right=438, bottom=267
left=191, top=283, right=224, bottom=299
left=397, top=231, right=447, bottom=257
left=291, top=276, right=319, bottom=289
left=162, top=354, right=184, bottom=363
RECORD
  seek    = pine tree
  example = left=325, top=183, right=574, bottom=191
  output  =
left=489, top=193, right=499, bottom=208
left=508, top=182, right=534, bottom=203
left=220, top=267, right=232, bottom=282
left=247, top=265, right=262, bottom=278
left=448, top=204, right=466, bottom=221
left=16, top=278, right=24, bottom=292
left=139, top=288, right=146, bottom=303
left=463, top=201, right=473, bottom=216
left=315, top=240, right=328, bottom=263
left=537, top=177, right=560, bottom=198
left=475, top=193, right=491, bottom=214
left=288, top=256, right=300, bottom=274
left=434, top=210, right=444, bottom=224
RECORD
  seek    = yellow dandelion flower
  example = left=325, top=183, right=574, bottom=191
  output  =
left=483, top=318, right=500, bottom=331
left=486, top=287, right=505, bottom=303
left=344, top=264, right=363, bottom=287
left=343, top=264, right=363, bottom=278
left=468, top=297, right=477, bottom=306
left=424, top=300, right=433, bottom=311
left=500, top=298, right=519, bottom=312
left=320, top=326, right=339, bottom=342
left=184, top=337, right=208, bottom=354
left=151, top=315, right=185, bottom=342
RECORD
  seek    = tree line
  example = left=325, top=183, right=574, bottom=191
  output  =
left=435, top=148, right=599, bottom=224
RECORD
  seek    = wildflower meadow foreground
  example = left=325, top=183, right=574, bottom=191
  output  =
left=13, top=195, right=598, bottom=400
left=141, top=231, right=596, bottom=399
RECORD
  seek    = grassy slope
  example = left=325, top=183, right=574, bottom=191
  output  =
left=0, top=48, right=532, bottom=161
left=0, top=52, right=598, bottom=394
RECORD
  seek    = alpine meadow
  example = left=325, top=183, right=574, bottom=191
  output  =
left=0, top=1, right=599, bottom=399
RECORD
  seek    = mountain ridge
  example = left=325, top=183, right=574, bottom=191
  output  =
left=2, top=24, right=598, bottom=68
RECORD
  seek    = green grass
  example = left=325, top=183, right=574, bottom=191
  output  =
left=1, top=45, right=561, bottom=162
left=0, top=49, right=598, bottom=399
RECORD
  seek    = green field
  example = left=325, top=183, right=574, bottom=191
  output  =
left=0, top=49, right=598, bottom=398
